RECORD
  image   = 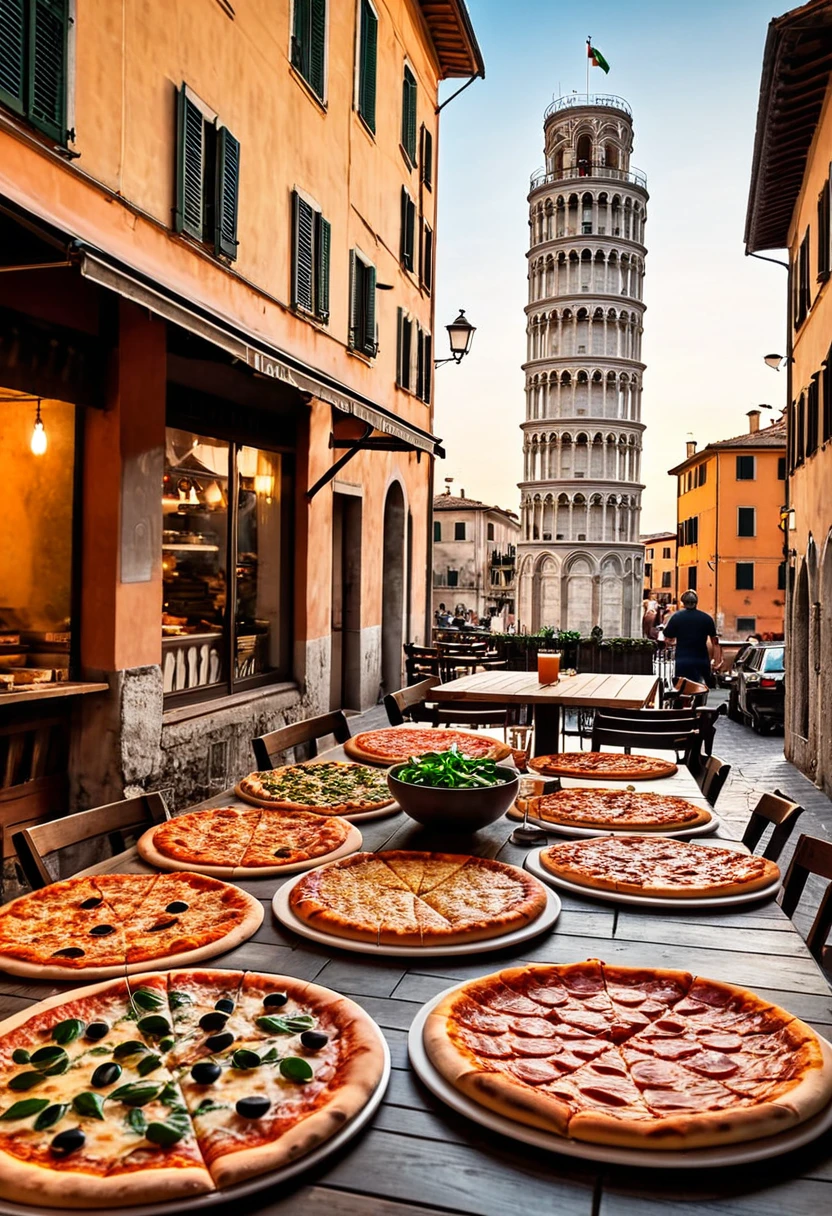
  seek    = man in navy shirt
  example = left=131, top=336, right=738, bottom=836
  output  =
left=663, top=591, right=722, bottom=685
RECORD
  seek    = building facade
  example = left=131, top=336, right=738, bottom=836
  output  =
left=432, top=490, right=520, bottom=626
left=516, top=93, right=647, bottom=637
left=745, top=0, right=832, bottom=792
left=0, top=0, right=483, bottom=811
left=667, top=413, right=787, bottom=641
left=642, top=532, right=677, bottom=606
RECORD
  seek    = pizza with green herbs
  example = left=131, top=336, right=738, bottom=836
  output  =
left=236, top=761, right=395, bottom=815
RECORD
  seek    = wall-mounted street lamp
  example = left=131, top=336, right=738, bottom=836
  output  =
left=764, top=353, right=788, bottom=371
left=435, top=310, right=476, bottom=367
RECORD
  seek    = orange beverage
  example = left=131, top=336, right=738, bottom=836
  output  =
left=537, top=651, right=561, bottom=684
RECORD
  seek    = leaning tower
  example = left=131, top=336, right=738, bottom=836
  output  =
left=516, top=94, right=648, bottom=637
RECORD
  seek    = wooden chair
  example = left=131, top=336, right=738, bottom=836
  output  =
left=403, top=644, right=440, bottom=685
left=590, top=724, right=701, bottom=768
left=666, top=679, right=710, bottom=709
left=384, top=678, right=440, bottom=726
left=741, top=790, right=805, bottom=862
left=252, top=711, right=351, bottom=771
left=779, top=834, right=832, bottom=965
left=13, top=793, right=170, bottom=891
left=433, top=704, right=510, bottom=738
left=695, top=753, right=731, bottom=807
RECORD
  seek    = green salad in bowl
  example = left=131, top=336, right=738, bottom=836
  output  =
left=388, top=745, right=519, bottom=831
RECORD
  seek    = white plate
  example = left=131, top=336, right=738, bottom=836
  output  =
left=507, top=806, right=721, bottom=840
left=273, top=871, right=561, bottom=957
left=0, top=1014, right=390, bottom=1216
left=137, top=822, right=363, bottom=878
left=408, top=986, right=832, bottom=1169
left=524, top=846, right=780, bottom=909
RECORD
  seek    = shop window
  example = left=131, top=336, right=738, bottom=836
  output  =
left=735, top=455, right=755, bottom=480
left=348, top=250, right=376, bottom=356
left=434, top=521, right=441, bottom=542
left=291, top=191, right=330, bottom=320
left=400, top=187, right=416, bottom=271
left=454, top=522, right=466, bottom=540
left=291, top=0, right=327, bottom=102
left=736, top=562, right=754, bottom=591
left=175, top=85, right=240, bottom=260
left=0, top=0, right=68, bottom=143
left=737, top=507, right=755, bottom=537
left=356, top=0, right=377, bottom=133
left=162, top=429, right=293, bottom=700
left=401, top=64, right=417, bottom=166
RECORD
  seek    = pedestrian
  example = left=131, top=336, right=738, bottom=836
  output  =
left=662, top=590, right=723, bottom=686
left=641, top=600, right=656, bottom=640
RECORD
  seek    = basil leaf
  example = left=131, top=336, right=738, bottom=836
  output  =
left=113, top=1040, right=148, bottom=1061
left=1, top=1098, right=50, bottom=1121
left=51, top=1019, right=85, bottom=1046
left=168, top=991, right=193, bottom=1012
left=11, top=1049, right=29, bottom=1065
left=193, top=1100, right=228, bottom=1117
left=279, top=1056, right=314, bottom=1083
left=136, top=1014, right=171, bottom=1037
left=34, top=1102, right=69, bottom=1131
left=260, top=1047, right=280, bottom=1064
left=8, top=1072, right=43, bottom=1092
left=231, top=1048, right=261, bottom=1070
left=137, top=1053, right=162, bottom=1077
left=255, top=1013, right=315, bottom=1035
left=108, top=1081, right=163, bottom=1108
left=145, top=1112, right=190, bottom=1147
left=131, top=988, right=165, bottom=1012
left=159, top=1082, right=182, bottom=1108
left=126, top=1107, right=147, bottom=1137
left=73, top=1092, right=106, bottom=1121
left=30, top=1046, right=68, bottom=1072
left=89, top=1046, right=111, bottom=1056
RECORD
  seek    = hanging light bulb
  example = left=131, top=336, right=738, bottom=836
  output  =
left=30, top=400, right=47, bottom=456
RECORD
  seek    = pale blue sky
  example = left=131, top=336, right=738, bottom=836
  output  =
left=433, top=0, right=788, bottom=531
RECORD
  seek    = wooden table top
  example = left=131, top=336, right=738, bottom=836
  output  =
left=433, top=668, right=661, bottom=708
left=1, top=743, right=830, bottom=1215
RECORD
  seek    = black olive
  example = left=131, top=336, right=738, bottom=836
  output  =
left=80, top=897, right=103, bottom=910
left=204, top=1031, right=234, bottom=1053
left=300, top=1030, right=329, bottom=1052
left=84, top=1022, right=109, bottom=1042
left=235, top=1096, right=271, bottom=1119
left=147, top=919, right=177, bottom=933
left=273, top=847, right=292, bottom=858
left=191, top=1061, right=221, bottom=1085
left=50, top=1127, right=85, bottom=1156
left=214, top=998, right=234, bottom=1014
left=51, top=947, right=85, bottom=959
left=91, top=1062, right=122, bottom=1088
left=166, top=901, right=189, bottom=914
left=89, top=925, right=115, bottom=937
left=199, top=1011, right=228, bottom=1032
left=263, top=992, right=288, bottom=1008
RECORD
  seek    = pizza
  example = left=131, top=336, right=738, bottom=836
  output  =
left=0, top=874, right=263, bottom=980
left=0, top=968, right=385, bottom=1206
left=137, top=807, right=358, bottom=878
left=236, top=761, right=395, bottom=815
left=288, top=851, right=548, bottom=947
left=343, top=727, right=511, bottom=766
left=523, top=788, right=711, bottom=832
left=538, top=837, right=780, bottom=899
left=529, top=752, right=678, bottom=780
left=423, top=959, right=832, bottom=1150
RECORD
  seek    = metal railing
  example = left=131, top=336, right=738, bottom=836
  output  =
left=545, top=94, right=632, bottom=119
left=530, top=163, right=648, bottom=191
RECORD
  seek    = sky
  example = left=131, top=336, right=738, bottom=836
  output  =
left=432, top=0, right=788, bottom=532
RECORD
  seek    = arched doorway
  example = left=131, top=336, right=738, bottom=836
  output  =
left=381, top=482, right=406, bottom=696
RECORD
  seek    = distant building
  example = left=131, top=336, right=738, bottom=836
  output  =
left=667, top=412, right=787, bottom=641
left=642, top=532, right=677, bottom=606
left=432, top=490, right=520, bottom=627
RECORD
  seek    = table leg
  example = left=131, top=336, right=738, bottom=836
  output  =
left=533, top=704, right=561, bottom=756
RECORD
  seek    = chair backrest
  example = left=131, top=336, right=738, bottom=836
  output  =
left=779, top=833, right=832, bottom=962
left=696, top=753, right=731, bottom=806
left=741, top=789, right=805, bottom=861
left=384, top=678, right=440, bottom=727
left=13, top=793, right=170, bottom=891
left=673, top=678, right=710, bottom=707
left=404, top=644, right=440, bottom=659
left=434, top=707, right=508, bottom=730
left=403, top=643, right=440, bottom=685
left=590, top=724, right=700, bottom=765
left=438, top=641, right=488, bottom=655
left=252, top=711, right=351, bottom=770
left=592, top=706, right=698, bottom=725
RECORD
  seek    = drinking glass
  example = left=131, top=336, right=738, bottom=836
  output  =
left=507, top=725, right=533, bottom=773
left=538, top=650, right=562, bottom=684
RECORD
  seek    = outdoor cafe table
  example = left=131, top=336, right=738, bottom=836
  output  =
left=432, top=669, right=661, bottom=755
left=0, top=741, right=830, bottom=1215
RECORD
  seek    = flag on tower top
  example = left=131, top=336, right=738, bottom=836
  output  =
left=587, top=42, right=610, bottom=74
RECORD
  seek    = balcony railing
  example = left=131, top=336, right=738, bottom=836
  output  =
left=530, top=163, right=648, bottom=191
left=490, top=551, right=516, bottom=567
left=544, top=94, right=632, bottom=119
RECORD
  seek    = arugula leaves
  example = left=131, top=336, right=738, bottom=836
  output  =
left=394, top=745, right=509, bottom=789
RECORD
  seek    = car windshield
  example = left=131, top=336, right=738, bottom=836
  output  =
left=761, top=647, right=784, bottom=673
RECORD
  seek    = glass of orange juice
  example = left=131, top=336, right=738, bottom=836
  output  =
left=537, top=650, right=562, bottom=684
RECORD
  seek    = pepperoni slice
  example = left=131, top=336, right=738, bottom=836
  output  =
left=684, top=1051, right=740, bottom=1079
left=508, top=1036, right=561, bottom=1058
left=629, top=1057, right=680, bottom=1087
left=526, top=986, right=569, bottom=1007
left=509, top=1059, right=562, bottom=1085
left=698, top=1033, right=744, bottom=1053
left=459, top=1032, right=514, bottom=1059
left=457, top=1009, right=510, bottom=1035
left=508, top=1017, right=559, bottom=1039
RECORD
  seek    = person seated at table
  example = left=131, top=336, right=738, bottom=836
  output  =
left=662, top=590, right=722, bottom=686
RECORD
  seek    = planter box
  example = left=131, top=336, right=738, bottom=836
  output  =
left=490, top=636, right=654, bottom=676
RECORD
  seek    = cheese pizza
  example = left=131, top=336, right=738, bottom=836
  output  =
left=529, top=752, right=678, bottom=780
left=423, top=959, right=832, bottom=1150
left=343, top=728, right=511, bottom=766
left=524, top=788, right=711, bottom=832
left=236, top=761, right=395, bottom=815
left=0, top=968, right=385, bottom=1206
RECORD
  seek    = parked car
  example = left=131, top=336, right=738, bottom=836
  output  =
left=724, top=643, right=755, bottom=709
left=733, top=643, right=785, bottom=733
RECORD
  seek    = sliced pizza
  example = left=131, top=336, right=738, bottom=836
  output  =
left=522, top=788, right=711, bottom=832
left=236, top=761, right=395, bottom=815
left=343, top=727, right=511, bottom=766
left=529, top=752, right=678, bottom=781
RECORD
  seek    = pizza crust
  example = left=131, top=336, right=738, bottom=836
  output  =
left=136, top=821, right=363, bottom=877
left=235, top=760, right=396, bottom=815
left=0, top=1158, right=214, bottom=1209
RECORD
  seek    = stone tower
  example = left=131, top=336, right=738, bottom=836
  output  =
left=516, top=94, right=648, bottom=636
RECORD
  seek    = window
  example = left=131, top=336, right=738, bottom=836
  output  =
left=0, top=0, right=68, bottom=142
left=175, top=86, right=240, bottom=260
left=162, top=429, right=293, bottom=699
left=420, top=124, right=433, bottom=190
left=778, top=456, right=786, bottom=480
left=807, top=374, right=820, bottom=456
left=400, top=187, right=416, bottom=271
left=796, top=391, right=805, bottom=465
left=737, top=507, right=755, bottom=537
left=698, top=461, right=708, bottom=486
left=647, top=548, right=654, bottom=559
left=687, top=566, right=697, bottom=590
left=487, top=523, right=495, bottom=540
left=420, top=221, right=433, bottom=291
left=778, top=561, right=787, bottom=591
left=736, top=616, right=757, bottom=634
left=662, top=546, right=672, bottom=559
left=736, top=455, right=755, bottom=480
left=735, top=562, right=754, bottom=590
left=644, top=562, right=653, bottom=582
left=454, top=522, right=466, bottom=540
left=356, top=0, right=377, bottom=132
left=401, top=64, right=417, bottom=165
left=794, top=227, right=810, bottom=327
left=661, top=571, right=672, bottom=588
left=819, top=182, right=831, bottom=278
left=291, top=0, right=326, bottom=102
left=415, top=326, right=431, bottom=404
left=824, top=343, right=832, bottom=443
left=679, top=516, right=698, bottom=546
left=446, top=568, right=458, bottom=587
left=291, top=191, right=330, bottom=320
left=348, top=250, right=376, bottom=356
left=433, top=520, right=441, bottom=542
left=396, top=308, right=413, bottom=390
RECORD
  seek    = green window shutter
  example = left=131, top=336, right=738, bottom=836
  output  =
left=400, top=188, right=408, bottom=266
left=358, top=0, right=377, bottom=132
left=421, top=222, right=433, bottom=291
left=400, top=188, right=415, bottom=271
left=27, top=0, right=67, bottom=142
left=363, top=263, right=376, bottom=355
left=401, top=315, right=412, bottom=390
left=415, top=322, right=424, bottom=399
left=423, top=331, right=432, bottom=404
left=420, top=124, right=433, bottom=189
left=348, top=250, right=359, bottom=348
left=309, top=0, right=326, bottom=100
left=316, top=213, right=330, bottom=319
left=0, top=0, right=26, bottom=116
left=215, top=126, right=240, bottom=260
left=292, top=0, right=310, bottom=76
left=292, top=190, right=315, bottom=311
left=395, top=306, right=404, bottom=386
left=401, top=66, right=416, bottom=164
left=175, top=86, right=205, bottom=239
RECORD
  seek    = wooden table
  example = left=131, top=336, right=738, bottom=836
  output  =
left=433, top=669, right=661, bottom=755
left=1, top=745, right=831, bottom=1216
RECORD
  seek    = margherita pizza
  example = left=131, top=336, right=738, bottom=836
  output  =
left=344, top=727, right=511, bottom=766
left=424, top=959, right=832, bottom=1150
left=538, top=836, right=780, bottom=899
left=236, top=761, right=395, bottom=815
left=289, top=851, right=548, bottom=946
left=137, top=807, right=359, bottom=878
left=0, top=968, right=386, bottom=1207
left=0, top=874, right=263, bottom=980
left=523, top=788, right=711, bottom=832
left=529, top=752, right=677, bottom=780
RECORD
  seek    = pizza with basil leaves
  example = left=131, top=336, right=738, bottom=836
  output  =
left=236, top=761, right=395, bottom=815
